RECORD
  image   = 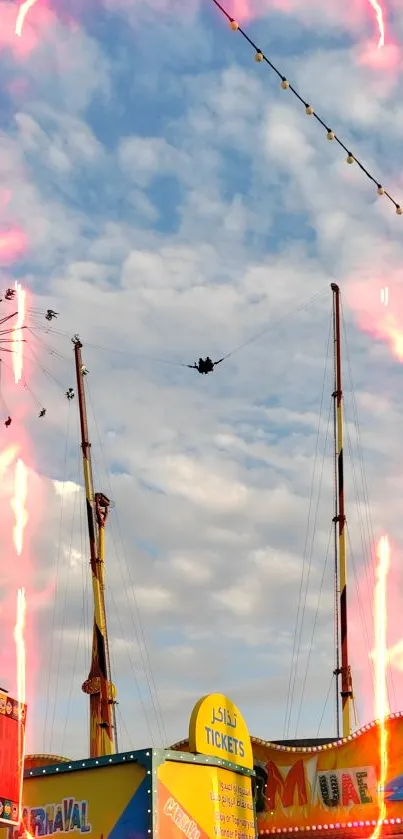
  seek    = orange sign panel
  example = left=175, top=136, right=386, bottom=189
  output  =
left=253, top=715, right=403, bottom=833
left=0, top=691, right=27, bottom=827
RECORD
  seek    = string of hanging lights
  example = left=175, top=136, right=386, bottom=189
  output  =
left=211, top=0, right=402, bottom=216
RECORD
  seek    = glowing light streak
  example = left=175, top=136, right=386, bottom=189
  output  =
left=11, top=458, right=28, bottom=557
left=371, top=535, right=390, bottom=839
left=13, top=281, right=25, bottom=384
left=380, top=287, right=389, bottom=306
left=14, top=586, right=26, bottom=813
left=14, top=587, right=26, bottom=709
left=15, top=0, right=39, bottom=37
left=0, top=445, right=18, bottom=474
left=381, top=316, right=403, bottom=360
left=368, top=0, right=385, bottom=48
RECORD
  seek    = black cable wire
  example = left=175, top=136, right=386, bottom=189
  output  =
left=211, top=0, right=402, bottom=214
left=0, top=311, right=18, bottom=326
left=223, top=289, right=327, bottom=360
left=0, top=352, right=43, bottom=409
left=316, top=673, right=335, bottom=737
left=294, top=524, right=333, bottom=735
left=25, top=326, right=69, bottom=363
left=283, top=310, right=332, bottom=738
left=26, top=345, right=64, bottom=391
left=29, top=289, right=327, bottom=374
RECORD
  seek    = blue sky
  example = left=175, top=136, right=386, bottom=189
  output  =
left=0, top=0, right=403, bottom=759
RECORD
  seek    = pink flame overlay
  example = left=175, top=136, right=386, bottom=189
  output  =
left=227, top=0, right=387, bottom=36
left=374, top=537, right=390, bottom=721
left=0, top=0, right=54, bottom=58
left=347, top=257, right=403, bottom=729
left=346, top=271, right=403, bottom=363
left=0, top=184, right=36, bottom=724
left=1, top=288, right=37, bottom=733
left=0, top=0, right=60, bottom=734
left=6, top=0, right=397, bottom=70
left=349, top=535, right=403, bottom=725
left=0, top=229, right=26, bottom=266
left=370, top=536, right=389, bottom=839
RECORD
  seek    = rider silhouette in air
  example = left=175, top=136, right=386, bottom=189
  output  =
left=188, top=356, right=224, bottom=374
left=45, top=309, right=58, bottom=321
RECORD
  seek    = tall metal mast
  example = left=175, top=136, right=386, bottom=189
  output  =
left=72, top=335, right=117, bottom=758
left=331, top=284, right=354, bottom=738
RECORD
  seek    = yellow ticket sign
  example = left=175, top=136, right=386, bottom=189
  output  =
left=189, top=694, right=253, bottom=770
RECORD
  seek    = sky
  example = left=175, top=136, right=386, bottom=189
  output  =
left=1, top=0, right=403, bottom=760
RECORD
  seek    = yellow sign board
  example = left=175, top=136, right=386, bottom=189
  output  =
left=158, top=760, right=256, bottom=839
left=189, top=694, right=253, bottom=770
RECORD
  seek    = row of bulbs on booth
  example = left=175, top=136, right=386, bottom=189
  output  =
left=228, top=17, right=402, bottom=214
